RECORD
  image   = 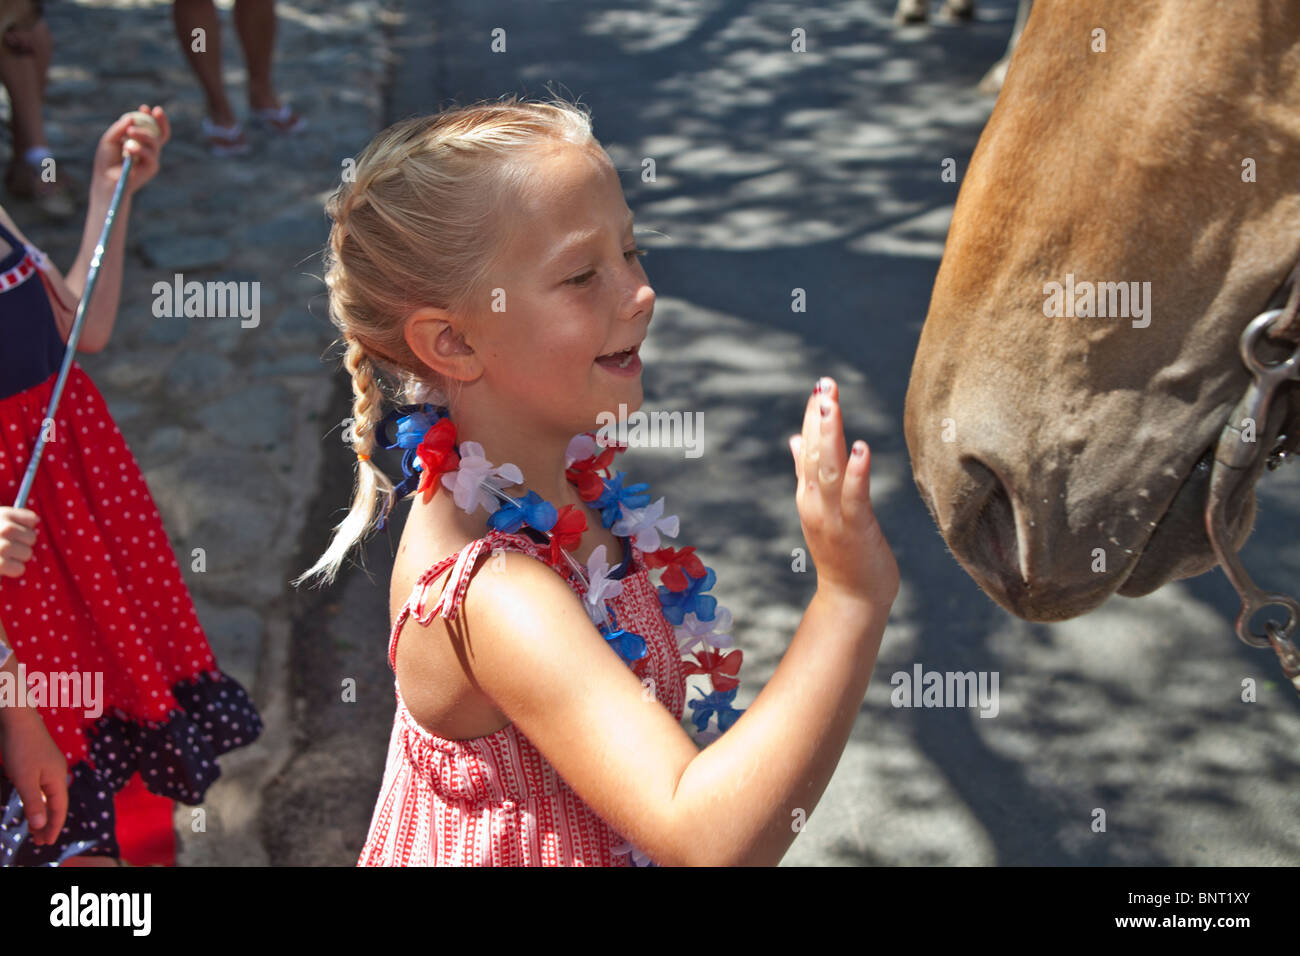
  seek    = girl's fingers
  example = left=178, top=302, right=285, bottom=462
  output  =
left=2, top=507, right=38, bottom=531
left=125, top=116, right=162, bottom=148
left=14, top=777, right=47, bottom=836
left=0, top=524, right=37, bottom=546
left=39, top=769, right=68, bottom=844
left=816, top=378, right=847, bottom=494
left=106, top=111, right=133, bottom=141
left=841, top=439, right=873, bottom=524
left=136, top=104, right=171, bottom=146
left=152, top=107, right=172, bottom=146
left=795, top=379, right=861, bottom=525
left=123, top=129, right=155, bottom=160
left=119, top=106, right=166, bottom=186
left=801, top=386, right=822, bottom=496
left=113, top=106, right=164, bottom=157
left=0, top=541, right=34, bottom=563
left=129, top=105, right=169, bottom=144
left=126, top=141, right=157, bottom=174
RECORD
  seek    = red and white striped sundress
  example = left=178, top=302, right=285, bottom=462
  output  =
left=358, top=527, right=687, bottom=866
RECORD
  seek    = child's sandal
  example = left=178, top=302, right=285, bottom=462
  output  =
left=250, top=104, right=307, bottom=135
left=201, top=117, right=250, bottom=157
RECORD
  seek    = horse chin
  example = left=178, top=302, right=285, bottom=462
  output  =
left=1116, top=386, right=1300, bottom=598
left=1115, top=450, right=1257, bottom=598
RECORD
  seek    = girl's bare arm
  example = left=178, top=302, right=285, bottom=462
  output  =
left=0, top=108, right=167, bottom=353
left=439, top=383, right=896, bottom=866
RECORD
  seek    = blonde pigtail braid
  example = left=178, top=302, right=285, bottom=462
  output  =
left=291, top=337, right=397, bottom=588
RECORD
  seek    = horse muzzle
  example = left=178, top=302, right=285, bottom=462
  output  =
left=925, top=430, right=1264, bottom=622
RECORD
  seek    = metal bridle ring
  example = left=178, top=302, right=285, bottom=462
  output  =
left=1236, top=593, right=1300, bottom=648
left=1242, top=308, right=1300, bottom=377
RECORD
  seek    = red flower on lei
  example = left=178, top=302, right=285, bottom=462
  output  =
left=566, top=445, right=617, bottom=502
left=416, top=418, right=460, bottom=503
left=683, top=648, right=743, bottom=693
left=643, top=545, right=706, bottom=591
left=548, top=504, right=589, bottom=565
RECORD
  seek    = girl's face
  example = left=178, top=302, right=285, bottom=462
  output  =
left=471, top=143, right=655, bottom=436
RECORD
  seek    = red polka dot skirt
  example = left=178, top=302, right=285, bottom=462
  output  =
left=0, top=365, right=262, bottom=865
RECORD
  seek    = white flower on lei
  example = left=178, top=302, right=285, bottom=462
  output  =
left=611, top=497, right=679, bottom=552
left=565, top=433, right=598, bottom=467
left=674, top=607, right=734, bottom=655
left=581, top=544, right=624, bottom=625
left=439, top=441, right=524, bottom=515
left=611, top=839, right=655, bottom=867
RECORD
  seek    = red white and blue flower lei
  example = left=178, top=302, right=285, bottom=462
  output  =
left=372, top=403, right=745, bottom=866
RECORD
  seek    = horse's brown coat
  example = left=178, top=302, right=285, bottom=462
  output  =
left=904, top=0, right=1300, bottom=620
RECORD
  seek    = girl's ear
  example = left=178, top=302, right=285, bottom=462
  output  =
left=404, top=305, right=481, bottom=383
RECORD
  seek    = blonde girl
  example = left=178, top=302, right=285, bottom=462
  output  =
left=298, top=97, right=899, bottom=866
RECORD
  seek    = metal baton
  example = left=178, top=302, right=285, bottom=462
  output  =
left=12, top=110, right=160, bottom=509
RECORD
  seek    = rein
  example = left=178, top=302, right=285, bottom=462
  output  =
left=1205, top=263, right=1300, bottom=694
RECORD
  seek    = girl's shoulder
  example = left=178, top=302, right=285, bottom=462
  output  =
left=389, top=518, right=473, bottom=626
left=389, top=505, right=552, bottom=628
left=389, top=522, right=577, bottom=741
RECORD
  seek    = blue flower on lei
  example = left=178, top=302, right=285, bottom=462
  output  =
left=374, top=403, right=447, bottom=525
left=600, top=626, right=648, bottom=665
left=687, top=687, right=743, bottom=735
left=392, top=407, right=438, bottom=450
left=597, top=607, right=647, bottom=664
left=487, top=490, right=557, bottom=535
left=657, top=566, right=718, bottom=625
left=592, top=472, right=651, bottom=529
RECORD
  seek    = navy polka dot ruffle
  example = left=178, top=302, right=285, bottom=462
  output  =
left=0, top=669, right=261, bottom=865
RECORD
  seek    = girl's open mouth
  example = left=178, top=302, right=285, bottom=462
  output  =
left=595, top=345, right=642, bottom=374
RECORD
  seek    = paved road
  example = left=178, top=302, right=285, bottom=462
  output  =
left=269, top=0, right=1300, bottom=866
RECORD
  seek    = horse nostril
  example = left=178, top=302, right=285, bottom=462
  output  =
left=961, top=457, right=1024, bottom=589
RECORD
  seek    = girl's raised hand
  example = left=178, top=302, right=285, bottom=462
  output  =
left=93, top=105, right=169, bottom=197
left=0, top=507, right=38, bottom=578
left=789, top=377, right=899, bottom=609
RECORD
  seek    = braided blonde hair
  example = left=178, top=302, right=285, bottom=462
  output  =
left=293, top=95, right=602, bottom=588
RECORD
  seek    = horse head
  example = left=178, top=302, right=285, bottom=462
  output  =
left=904, top=0, right=1300, bottom=622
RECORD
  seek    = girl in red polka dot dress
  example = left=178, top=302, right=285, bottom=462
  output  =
left=0, top=105, right=262, bottom=865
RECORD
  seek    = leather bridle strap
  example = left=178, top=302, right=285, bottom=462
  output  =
left=1263, top=261, right=1300, bottom=344
left=1205, top=259, right=1300, bottom=692
left=1258, top=263, right=1300, bottom=464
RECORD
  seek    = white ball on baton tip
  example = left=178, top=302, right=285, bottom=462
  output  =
left=124, top=110, right=160, bottom=154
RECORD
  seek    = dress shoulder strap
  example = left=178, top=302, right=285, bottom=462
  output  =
left=387, top=529, right=560, bottom=671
